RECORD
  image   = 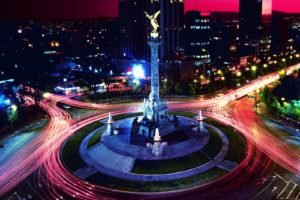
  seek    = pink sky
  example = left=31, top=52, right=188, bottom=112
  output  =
left=185, top=0, right=300, bottom=15
left=1, top=0, right=299, bottom=20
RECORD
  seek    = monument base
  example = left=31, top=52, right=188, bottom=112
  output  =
left=131, top=98, right=177, bottom=141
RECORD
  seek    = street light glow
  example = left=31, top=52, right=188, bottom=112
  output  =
left=132, top=64, right=145, bottom=79
left=43, top=93, right=50, bottom=98
left=11, top=104, right=17, bottom=112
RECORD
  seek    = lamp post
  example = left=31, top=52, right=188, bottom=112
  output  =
left=255, top=95, right=258, bottom=113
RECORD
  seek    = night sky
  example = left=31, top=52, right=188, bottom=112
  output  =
left=185, top=0, right=300, bottom=15
left=0, top=0, right=299, bottom=20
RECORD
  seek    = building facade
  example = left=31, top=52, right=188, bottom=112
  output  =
left=239, top=0, right=263, bottom=57
left=184, top=11, right=211, bottom=64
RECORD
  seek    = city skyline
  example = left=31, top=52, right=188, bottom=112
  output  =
left=0, top=0, right=299, bottom=20
left=0, top=0, right=300, bottom=199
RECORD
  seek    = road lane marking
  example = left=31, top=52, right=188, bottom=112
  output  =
left=277, top=180, right=290, bottom=198
left=286, top=182, right=297, bottom=199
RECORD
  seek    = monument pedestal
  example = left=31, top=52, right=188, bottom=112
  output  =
left=137, top=98, right=175, bottom=138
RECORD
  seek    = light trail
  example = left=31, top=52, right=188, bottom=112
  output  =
left=1, top=63, right=300, bottom=198
left=37, top=108, right=272, bottom=199
left=0, top=99, right=71, bottom=194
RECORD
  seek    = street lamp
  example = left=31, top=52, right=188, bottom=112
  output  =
left=251, top=65, right=257, bottom=78
left=251, top=65, right=257, bottom=72
left=255, top=89, right=260, bottom=113
left=43, top=93, right=50, bottom=98
left=279, top=70, right=286, bottom=77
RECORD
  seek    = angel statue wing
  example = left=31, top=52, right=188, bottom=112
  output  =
left=153, top=10, right=160, bottom=19
left=145, top=10, right=160, bottom=34
left=144, top=11, right=152, bottom=20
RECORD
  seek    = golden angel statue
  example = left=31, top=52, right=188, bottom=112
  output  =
left=144, top=10, right=160, bottom=34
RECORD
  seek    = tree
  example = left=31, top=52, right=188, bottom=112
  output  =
left=0, top=110, right=8, bottom=130
left=161, top=80, right=173, bottom=96
left=174, top=83, right=182, bottom=95
left=188, top=83, right=196, bottom=96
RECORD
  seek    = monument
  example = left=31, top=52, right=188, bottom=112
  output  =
left=131, top=10, right=176, bottom=139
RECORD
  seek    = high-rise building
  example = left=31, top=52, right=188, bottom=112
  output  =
left=184, top=11, right=211, bottom=65
left=210, top=12, right=239, bottom=66
left=271, top=11, right=300, bottom=54
left=239, top=0, right=263, bottom=57
left=119, top=0, right=147, bottom=59
left=159, top=0, right=185, bottom=61
left=119, top=0, right=184, bottom=61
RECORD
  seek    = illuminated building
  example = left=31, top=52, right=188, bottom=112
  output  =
left=185, top=11, right=211, bottom=65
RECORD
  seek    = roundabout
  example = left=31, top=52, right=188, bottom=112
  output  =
left=60, top=111, right=248, bottom=193
left=30, top=103, right=274, bottom=200
left=57, top=26, right=252, bottom=195
left=33, top=18, right=276, bottom=198
left=2, top=4, right=300, bottom=200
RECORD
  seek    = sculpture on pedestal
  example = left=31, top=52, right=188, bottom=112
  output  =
left=144, top=11, right=160, bottom=35
left=106, top=112, right=114, bottom=136
left=131, top=9, right=176, bottom=139
left=146, top=128, right=167, bottom=156
left=197, top=110, right=208, bottom=134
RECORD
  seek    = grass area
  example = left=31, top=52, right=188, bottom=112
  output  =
left=86, top=167, right=227, bottom=192
left=132, top=150, right=209, bottom=174
left=204, top=118, right=246, bottom=163
left=111, top=111, right=195, bottom=122
left=202, top=127, right=223, bottom=158
left=87, top=128, right=106, bottom=149
left=62, top=112, right=142, bottom=172
left=112, top=112, right=143, bottom=121
left=62, top=121, right=103, bottom=171
left=169, top=111, right=197, bottom=118
left=57, top=102, right=98, bottom=116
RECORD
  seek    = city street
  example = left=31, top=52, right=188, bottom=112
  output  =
left=1, top=64, right=300, bottom=199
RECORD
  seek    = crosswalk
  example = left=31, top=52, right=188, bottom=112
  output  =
left=276, top=180, right=300, bottom=200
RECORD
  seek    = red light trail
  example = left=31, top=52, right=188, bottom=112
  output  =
left=1, top=64, right=300, bottom=198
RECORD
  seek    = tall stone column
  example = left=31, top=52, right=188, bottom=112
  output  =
left=148, top=37, right=161, bottom=101
left=133, top=11, right=174, bottom=139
